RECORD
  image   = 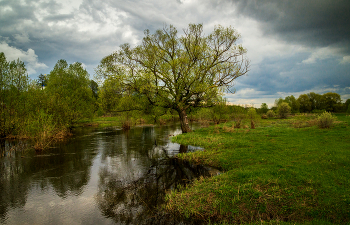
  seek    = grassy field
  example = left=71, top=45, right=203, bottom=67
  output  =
left=166, top=114, right=350, bottom=224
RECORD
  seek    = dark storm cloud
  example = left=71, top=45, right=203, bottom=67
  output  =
left=1, top=0, right=349, bottom=104
left=229, top=0, right=350, bottom=52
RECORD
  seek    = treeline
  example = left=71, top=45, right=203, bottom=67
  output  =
left=0, top=53, right=96, bottom=149
left=0, top=52, right=181, bottom=144
left=1, top=50, right=349, bottom=146
left=272, top=92, right=350, bottom=113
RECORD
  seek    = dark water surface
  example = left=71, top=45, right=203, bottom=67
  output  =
left=0, top=123, right=219, bottom=225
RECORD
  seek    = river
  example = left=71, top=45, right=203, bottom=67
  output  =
left=0, top=123, right=218, bottom=225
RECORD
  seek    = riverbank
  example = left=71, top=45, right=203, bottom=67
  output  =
left=77, top=116, right=168, bottom=128
left=166, top=114, right=350, bottom=224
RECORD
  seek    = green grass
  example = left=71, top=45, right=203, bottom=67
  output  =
left=166, top=114, right=350, bottom=224
left=77, top=116, right=132, bottom=128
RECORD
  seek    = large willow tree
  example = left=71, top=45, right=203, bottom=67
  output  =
left=96, top=24, right=249, bottom=133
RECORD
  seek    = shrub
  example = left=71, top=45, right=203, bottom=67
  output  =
left=247, top=108, right=258, bottom=129
left=261, top=114, right=268, bottom=119
left=347, top=105, right=350, bottom=115
left=247, top=108, right=258, bottom=120
left=266, top=110, right=275, bottom=118
left=317, top=112, right=336, bottom=128
left=277, top=102, right=291, bottom=118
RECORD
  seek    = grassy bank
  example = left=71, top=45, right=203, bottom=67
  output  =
left=166, top=114, right=350, bottom=224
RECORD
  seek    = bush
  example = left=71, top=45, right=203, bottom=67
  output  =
left=266, top=110, right=275, bottom=118
left=347, top=105, right=350, bottom=115
left=247, top=108, right=258, bottom=120
left=232, top=107, right=246, bottom=128
left=317, top=112, right=336, bottom=128
left=247, top=108, right=258, bottom=129
left=277, top=102, right=291, bottom=118
left=261, top=114, right=268, bottom=119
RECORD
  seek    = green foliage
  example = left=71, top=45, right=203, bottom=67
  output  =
left=322, top=92, right=342, bottom=112
left=0, top=52, right=29, bottom=137
left=96, top=24, right=249, bottom=133
left=266, top=110, right=275, bottom=118
left=284, top=95, right=300, bottom=113
left=247, top=107, right=258, bottom=120
left=260, top=103, right=269, bottom=114
left=277, top=102, right=291, bottom=118
left=210, top=98, right=230, bottom=124
left=232, top=105, right=247, bottom=128
left=247, top=107, right=259, bottom=128
left=307, top=92, right=323, bottom=111
left=274, top=92, right=344, bottom=113
left=0, top=52, right=96, bottom=149
left=46, top=60, right=95, bottom=127
left=89, top=80, right=99, bottom=99
left=276, top=96, right=299, bottom=113
left=37, top=73, right=47, bottom=89
left=98, top=74, right=124, bottom=114
left=317, top=111, right=336, bottom=128
left=347, top=104, right=350, bottom=115
left=297, top=94, right=312, bottom=113
left=311, top=109, right=326, bottom=114
left=344, top=99, right=350, bottom=112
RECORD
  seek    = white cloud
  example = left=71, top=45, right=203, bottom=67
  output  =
left=0, top=41, right=48, bottom=75
left=301, top=46, right=350, bottom=65
left=340, top=55, right=350, bottom=64
left=13, top=33, right=30, bottom=43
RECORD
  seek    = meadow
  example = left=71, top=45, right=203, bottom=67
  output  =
left=166, top=114, right=350, bottom=224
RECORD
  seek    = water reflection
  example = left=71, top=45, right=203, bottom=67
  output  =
left=96, top=146, right=214, bottom=224
left=0, top=123, right=218, bottom=224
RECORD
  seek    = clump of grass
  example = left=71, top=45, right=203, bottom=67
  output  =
left=317, top=112, right=336, bottom=128
left=292, top=119, right=318, bottom=128
left=222, top=124, right=235, bottom=132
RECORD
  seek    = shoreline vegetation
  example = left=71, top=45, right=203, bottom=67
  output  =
left=165, top=113, right=350, bottom=224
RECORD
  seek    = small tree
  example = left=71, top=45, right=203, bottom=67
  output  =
left=46, top=60, right=95, bottom=127
left=277, top=102, right=291, bottom=119
left=260, top=103, right=269, bottom=114
left=232, top=106, right=246, bottom=128
left=247, top=108, right=258, bottom=128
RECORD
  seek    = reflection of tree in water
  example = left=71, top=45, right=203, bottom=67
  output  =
left=0, top=134, right=97, bottom=220
left=0, top=140, right=31, bottom=222
left=96, top=145, right=213, bottom=225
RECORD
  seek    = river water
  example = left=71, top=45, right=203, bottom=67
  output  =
left=0, top=123, right=218, bottom=225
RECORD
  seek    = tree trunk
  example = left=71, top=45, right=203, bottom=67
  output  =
left=178, top=108, right=192, bottom=133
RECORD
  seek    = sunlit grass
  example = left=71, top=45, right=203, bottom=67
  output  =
left=167, top=114, right=350, bottom=224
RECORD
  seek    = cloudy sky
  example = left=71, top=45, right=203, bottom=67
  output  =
left=1, top=0, right=349, bottom=107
